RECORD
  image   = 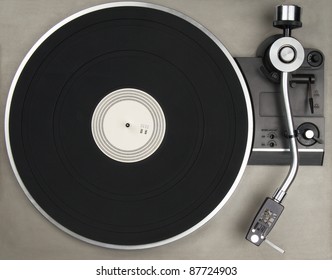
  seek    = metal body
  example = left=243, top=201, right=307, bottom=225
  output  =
left=275, top=5, right=301, bottom=22
left=273, top=72, right=299, bottom=203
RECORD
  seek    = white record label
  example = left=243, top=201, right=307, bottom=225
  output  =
left=91, top=88, right=166, bottom=163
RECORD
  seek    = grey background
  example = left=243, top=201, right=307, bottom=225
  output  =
left=0, top=0, right=331, bottom=259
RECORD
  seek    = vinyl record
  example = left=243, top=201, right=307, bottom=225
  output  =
left=5, top=3, right=253, bottom=248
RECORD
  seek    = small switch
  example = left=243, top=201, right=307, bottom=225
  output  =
left=279, top=46, right=295, bottom=63
left=268, top=141, right=276, bottom=147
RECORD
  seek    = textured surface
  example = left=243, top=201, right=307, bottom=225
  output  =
left=0, top=0, right=331, bottom=259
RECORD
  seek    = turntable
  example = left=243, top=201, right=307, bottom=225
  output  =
left=1, top=1, right=330, bottom=257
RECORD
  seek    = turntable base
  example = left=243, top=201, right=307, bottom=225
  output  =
left=0, top=0, right=331, bottom=259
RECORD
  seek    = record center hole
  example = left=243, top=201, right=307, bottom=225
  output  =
left=125, top=123, right=130, bottom=128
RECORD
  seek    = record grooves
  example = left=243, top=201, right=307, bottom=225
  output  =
left=6, top=3, right=253, bottom=248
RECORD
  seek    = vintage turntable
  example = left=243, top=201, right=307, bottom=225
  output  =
left=1, top=1, right=330, bottom=258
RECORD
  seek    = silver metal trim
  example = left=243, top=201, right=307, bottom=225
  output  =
left=269, top=37, right=304, bottom=73
left=252, top=148, right=324, bottom=153
left=4, top=2, right=253, bottom=250
left=275, top=5, right=301, bottom=22
left=272, top=72, right=299, bottom=203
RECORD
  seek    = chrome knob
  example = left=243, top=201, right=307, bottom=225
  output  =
left=274, top=4, right=302, bottom=31
left=279, top=46, right=296, bottom=63
left=304, top=129, right=315, bottom=140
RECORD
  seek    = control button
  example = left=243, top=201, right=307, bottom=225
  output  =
left=304, top=129, right=315, bottom=140
left=268, top=141, right=277, bottom=147
left=297, top=123, right=321, bottom=146
left=311, top=55, right=319, bottom=63
left=307, top=51, right=323, bottom=67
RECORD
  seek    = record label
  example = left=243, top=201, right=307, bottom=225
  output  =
left=91, top=88, right=166, bottom=163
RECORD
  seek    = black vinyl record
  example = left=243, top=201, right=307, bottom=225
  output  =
left=6, top=3, right=253, bottom=248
